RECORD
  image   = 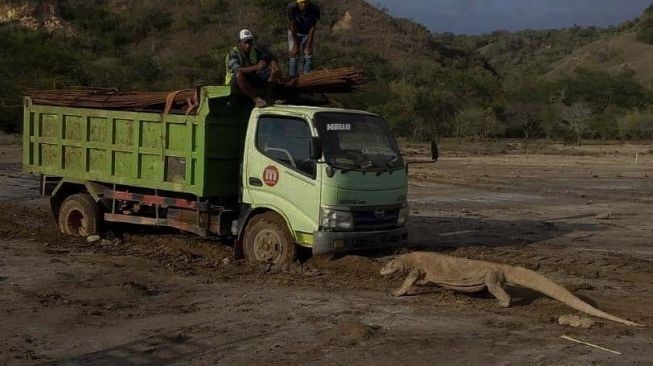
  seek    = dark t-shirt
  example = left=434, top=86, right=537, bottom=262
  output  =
left=287, top=2, right=320, bottom=35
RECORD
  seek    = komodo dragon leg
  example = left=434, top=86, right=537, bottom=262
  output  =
left=485, top=270, right=511, bottom=307
left=393, top=268, right=423, bottom=297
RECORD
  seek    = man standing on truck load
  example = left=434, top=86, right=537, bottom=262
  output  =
left=225, top=29, right=282, bottom=108
left=288, top=0, right=320, bottom=78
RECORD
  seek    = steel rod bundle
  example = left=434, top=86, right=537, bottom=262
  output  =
left=283, top=67, right=366, bottom=93
left=26, top=67, right=366, bottom=113
left=27, top=88, right=199, bottom=115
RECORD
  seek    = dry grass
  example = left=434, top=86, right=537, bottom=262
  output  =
left=546, top=33, right=653, bottom=83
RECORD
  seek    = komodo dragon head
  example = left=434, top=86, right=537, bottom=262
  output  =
left=380, top=256, right=405, bottom=276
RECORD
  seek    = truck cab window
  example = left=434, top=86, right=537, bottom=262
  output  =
left=256, top=116, right=316, bottom=178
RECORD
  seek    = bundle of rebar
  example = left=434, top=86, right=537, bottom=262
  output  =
left=283, top=67, right=366, bottom=93
left=27, top=88, right=199, bottom=115
left=26, top=68, right=365, bottom=112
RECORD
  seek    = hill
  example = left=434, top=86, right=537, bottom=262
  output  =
left=1, top=0, right=652, bottom=141
left=543, top=5, right=653, bottom=89
left=474, top=27, right=613, bottom=79
left=546, top=33, right=653, bottom=86
left=0, top=0, right=498, bottom=138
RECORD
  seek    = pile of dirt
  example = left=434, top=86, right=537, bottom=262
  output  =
left=0, top=203, right=67, bottom=242
left=94, top=234, right=245, bottom=278
left=309, top=255, right=382, bottom=275
left=320, top=319, right=381, bottom=346
left=122, top=234, right=232, bottom=263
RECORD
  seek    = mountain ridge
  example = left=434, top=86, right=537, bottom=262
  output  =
left=1, top=0, right=652, bottom=140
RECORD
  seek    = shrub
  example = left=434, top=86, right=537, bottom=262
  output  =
left=452, top=108, right=503, bottom=139
left=637, top=27, right=653, bottom=45
left=618, top=109, right=653, bottom=140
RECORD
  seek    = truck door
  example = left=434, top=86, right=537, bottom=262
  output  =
left=244, top=114, right=321, bottom=242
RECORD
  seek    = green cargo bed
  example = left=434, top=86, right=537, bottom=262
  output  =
left=23, top=86, right=251, bottom=198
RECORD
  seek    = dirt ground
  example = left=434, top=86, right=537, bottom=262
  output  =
left=1, top=142, right=652, bottom=365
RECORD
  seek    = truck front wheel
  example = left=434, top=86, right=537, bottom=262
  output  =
left=243, top=212, right=296, bottom=264
left=57, top=194, right=101, bottom=237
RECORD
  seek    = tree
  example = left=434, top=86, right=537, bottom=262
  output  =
left=505, top=103, right=540, bottom=139
left=539, top=104, right=562, bottom=140
left=618, top=109, right=653, bottom=141
left=637, top=4, right=653, bottom=45
left=452, top=107, right=502, bottom=139
left=561, top=102, right=592, bottom=146
left=559, top=69, right=650, bottom=111
left=536, top=89, right=566, bottom=141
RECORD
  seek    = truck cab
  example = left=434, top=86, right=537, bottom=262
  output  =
left=238, top=106, right=409, bottom=262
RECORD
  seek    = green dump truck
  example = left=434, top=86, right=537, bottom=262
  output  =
left=23, top=86, right=436, bottom=263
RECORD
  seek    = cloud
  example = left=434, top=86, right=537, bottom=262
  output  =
left=372, top=0, right=651, bottom=34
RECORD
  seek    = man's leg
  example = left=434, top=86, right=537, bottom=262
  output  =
left=236, top=70, right=266, bottom=107
left=266, top=61, right=284, bottom=104
left=303, top=55, right=313, bottom=74
left=255, top=69, right=275, bottom=103
left=301, top=35, right=313, bottom=74
left=268, top=60, right=283, bottom=84
left=235, top=70, right=256, bottom=99
left=288, top=30, right=299, bottom=78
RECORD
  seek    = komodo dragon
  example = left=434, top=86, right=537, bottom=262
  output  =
left=380, top=252, right=644, bottom=327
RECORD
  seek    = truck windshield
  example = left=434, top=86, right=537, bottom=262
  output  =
left=314, top=112, right=403, bottom=172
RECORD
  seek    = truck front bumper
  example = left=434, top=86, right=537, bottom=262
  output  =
left=312, top=227, right=408, bottom=255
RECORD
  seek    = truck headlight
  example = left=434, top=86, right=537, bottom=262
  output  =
left=320, top=207, right=354, bottom=230
left=397, top=205, right=409, bottom=226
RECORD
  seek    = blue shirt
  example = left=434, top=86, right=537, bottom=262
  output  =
left=287, top=2, right=321, bottom=34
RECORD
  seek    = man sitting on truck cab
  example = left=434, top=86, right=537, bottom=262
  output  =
left=225, top=29, right=282, bottom=108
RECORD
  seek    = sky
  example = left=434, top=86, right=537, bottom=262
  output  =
left=372, top=0, right=652, bottom=35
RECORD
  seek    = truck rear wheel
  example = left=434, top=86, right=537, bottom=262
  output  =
left=58, top=194, right=101, bottom=237
left=243, top=212, right=296, bottom=264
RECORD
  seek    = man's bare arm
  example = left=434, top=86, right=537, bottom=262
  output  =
left=305, top=25, right=317, bottom=54
left=238, top=61, right=267, bottom=74
left=289, top=21, right=300, bottom=57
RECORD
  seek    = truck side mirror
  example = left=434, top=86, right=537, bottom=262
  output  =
left=431, top=140, right=439, bottom=162
left=310, top=137, right=322, bottom=160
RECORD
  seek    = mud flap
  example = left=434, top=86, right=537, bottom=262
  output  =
left=234, top=239, right=245, bottom=261
left=49, top=195, right=62, bottom=226
left=233, top=204, right=253, bottom=261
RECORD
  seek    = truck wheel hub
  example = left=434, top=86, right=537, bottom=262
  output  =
left=253, top=229, right=283, bottom=262
left=67, top=209, right=86, bottom=235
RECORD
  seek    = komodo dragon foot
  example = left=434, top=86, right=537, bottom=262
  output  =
left=392, top=268, right=423, bottom=297
left=485, top=270, right=511, bottom=308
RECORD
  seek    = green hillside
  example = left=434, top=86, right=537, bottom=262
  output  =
left=547, top=33, right=653, bottom=84
left=474, top=27, right=613, bottom=78
left=1, top=0, right=652, bottom=141
left=546, top=30, right=653, bottom=88
left=0, top=0, right=498, bottom=138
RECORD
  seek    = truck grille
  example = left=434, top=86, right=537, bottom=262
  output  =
left=352, top=208, right=399, bottom=231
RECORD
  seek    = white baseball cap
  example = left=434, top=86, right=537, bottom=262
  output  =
left=239, top=29, right=254, bottom=42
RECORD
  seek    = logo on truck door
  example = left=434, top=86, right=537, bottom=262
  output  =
left=263, top=165, right=279, bottom=187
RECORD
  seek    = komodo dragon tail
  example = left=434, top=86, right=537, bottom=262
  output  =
left=503, top=265, right=645, bottom=327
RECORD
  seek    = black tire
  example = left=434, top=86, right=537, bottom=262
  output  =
left=243, top=212, right=296, bottom=264
left=57, top=194, right=101, bottom=237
